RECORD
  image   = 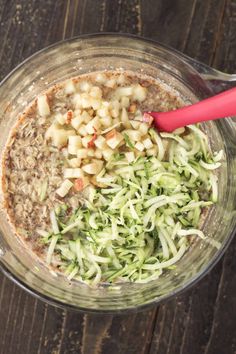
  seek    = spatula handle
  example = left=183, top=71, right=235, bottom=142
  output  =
left=149, top=87, right=236, bottom=132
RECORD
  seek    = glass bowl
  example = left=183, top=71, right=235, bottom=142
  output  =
left=0, top=34, right=235, bottom=313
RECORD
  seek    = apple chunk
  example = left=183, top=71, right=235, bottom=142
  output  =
left=37, top=94, right=50, bottom=117
left=105, top=129, right=124, bottom=149
left=82, top=160, right=103, bottom=174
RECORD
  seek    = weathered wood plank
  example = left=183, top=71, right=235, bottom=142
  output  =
left=182, top=0, right=227, bottom=63
left=140, top=0, right=197, bottom=49
left=213, top=0, right=236, bottom=72
left=203, top=239, right=236, bottom=354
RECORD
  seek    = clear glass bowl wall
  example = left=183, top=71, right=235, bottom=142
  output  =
left=0, top=35, right=235, bottom=312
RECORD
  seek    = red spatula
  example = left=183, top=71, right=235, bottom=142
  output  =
left=145, top=87, right=236, bottom=132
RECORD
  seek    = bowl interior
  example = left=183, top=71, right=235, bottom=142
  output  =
left=0, top=35, right=235, bottom=312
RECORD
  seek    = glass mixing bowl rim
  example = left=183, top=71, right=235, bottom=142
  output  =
left=0, top=33, right=235, bottom=313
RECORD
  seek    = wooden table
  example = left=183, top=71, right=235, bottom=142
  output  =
left=0, top=1, right=235, bottom=353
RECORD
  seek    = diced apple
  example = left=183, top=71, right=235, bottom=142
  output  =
left=61, top=148, right=69, bottom=158
left=117, top=74, right=126, bottom=85
left=56, top=179, right=73, bottom=197
left=90, top=176, right=107, bottom=188
left=72, top=93, right=82, bottom=108
left=102, top=101, right=111, bottom=108
left=37, top=94, right=50, bottom=117
left=65, top=80, right=76, bottom=94
left=102, top=148, right=114, bottom=161
left=82, top=160, right=103, bottom=174
left=125, top=152, right=135, bottom=163
left=143, top=138, right=153, bottom=149
left=74, top=178, right=84, bottom=191
left=46, top=124, right=76, bottom=148
left=87, top=134, right=97, bottom=148
left=74, top=177, right=89, bottom=192
left=121, top=107, right=131, bottom=129
left=56, top=113, right=66, bottom=125
left=65, top=110, right=73, bottom=124
left=111, top=108, right=119, bottom=118
left=112, top=118, right=121, bottom=126
left=77, top=124, right=88, bottom=136
left=112, top=100, right=120, bottom=110
left=68, top=136, right=82, bottom=154
left=82, top=135, right=93, bottom=148
left=79, top=81, right=91, bottom=92
left=94, top=149, right=103, bottom=159
left=68, top=135, right=82, bottom=146
left=81, top=95, right=91, bottom=109
left=71, top=116, right=83, bottom=130
left=115, top=86, right=133, bottom=97
left=105, top=79, right=116, bottom=88
left=134, top=110, right=143, bottom=121
left=92, top=158, right=104, bottom=166
left=123, top=129, right=142, bottom=142
left=142, top=112, right=154, bottom=125
left=74, top=109, right=82, bottom=115
left=89, top=87, right=102, bottom=99
left=135, top=142, right=145, bottom=152
left=87, top=148, right=95, bottom=157
left=94, top=135, right=106, bottom=149
left=53, top=129, right=76, bottom=148
left=81, top=111, right=91, bottom=124
left=105, top=129, right=124, bottom=149
left=68, top=158, right=81, bottom=168
left=105, top=129, right=118, bottom=140
left=135, top=150, right=145, bottom=157
left=77, top=148, right=88, bottom=159
left=64, top=168, right=84, bottom=179
left=130, top=120, right=140, bottom=129
left=97, top=107, right=109, bottom=118
left=128, top=104, right=137, bottom=114
left=139, top=123, right=149, bottom=135
left=85, top=117, right=100, bottom=134
left=133, top=84, right=147, bottom=102
left=68, top=144, right=79, bottom=155
left=90, top=98, right=101, bottom=110
left=100, top=116, right=112, bottom=128
left=146, top=146, right=158, bottom=156
left=95, top=73, right=107, bottom=84
left=45, top=124, right=54, bottom=140
left=120, top=96, right=130, bottom=108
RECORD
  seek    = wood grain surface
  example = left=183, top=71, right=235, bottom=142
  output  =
left=0, top=1, right=236, bottom=353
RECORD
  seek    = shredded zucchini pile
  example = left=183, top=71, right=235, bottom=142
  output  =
left=39, top=125, right=222, bottom=285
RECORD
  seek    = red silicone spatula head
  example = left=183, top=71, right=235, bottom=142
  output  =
left=145, top=87, right=236, bottom=132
